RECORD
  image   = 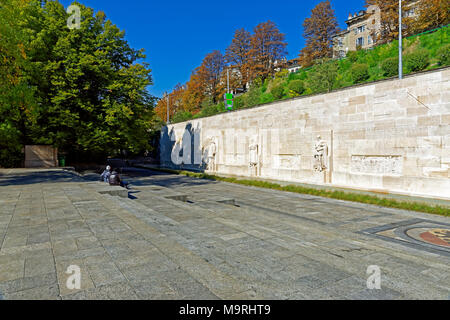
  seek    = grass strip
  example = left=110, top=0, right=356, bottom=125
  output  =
left=144, top=166, right=450, bottom=217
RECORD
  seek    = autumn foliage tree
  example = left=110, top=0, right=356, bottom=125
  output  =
left=155, top=84, right=186, bottom=122
left=168, top=21, right=287, bottom=114
left=410, top=0, right=450, bottom=34
left=197, top=50, right=225, bottom=103
left=364, top=0, right=415, bottom=44
left=181, top=70, right=205, bottom=113
left=225, top=28, right=251, bottom=91
left=247, top=21, right=288, bottom=82
left=299, top=1, right=339, bottom=67
left=178, top=50, right=225, bottom=113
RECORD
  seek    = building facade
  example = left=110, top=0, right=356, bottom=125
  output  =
left=286, top=58, right=301, bottom=73
left=332, top=2, right=420, bottom=58
left=333, top=5, right=381, bottom=58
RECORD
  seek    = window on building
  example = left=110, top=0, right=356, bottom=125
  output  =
left=356, top=37, right=364, bottom=46
left=404, top=8, right=415, bottom=17
left=368, top=35, right=373, bottom=45
left=357, top=25, right=366, bottom=33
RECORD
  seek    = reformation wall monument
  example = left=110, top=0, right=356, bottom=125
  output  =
left=160, top=68, right=450, bottom=199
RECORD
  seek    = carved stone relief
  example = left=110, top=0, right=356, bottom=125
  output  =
left=351, top=155, right=403, bottom=175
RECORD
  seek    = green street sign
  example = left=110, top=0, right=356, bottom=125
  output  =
left=224, top=93, right=233, bottom=110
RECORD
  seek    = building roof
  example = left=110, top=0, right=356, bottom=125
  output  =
left=346, top=10, right=369, bottom=25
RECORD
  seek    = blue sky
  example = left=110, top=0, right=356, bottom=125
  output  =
left=60, top=0, right=366, bottom=98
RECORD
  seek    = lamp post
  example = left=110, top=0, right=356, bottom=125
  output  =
left=165, top=92, right=170, bottom=124
left=399, top=0, right=403, bottom=79
left=227, top=67, right=230, bottom=94
left=224, top=66, right=233, bottom=111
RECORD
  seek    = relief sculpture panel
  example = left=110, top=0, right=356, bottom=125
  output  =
left=351, top=155, right=403, bottom=175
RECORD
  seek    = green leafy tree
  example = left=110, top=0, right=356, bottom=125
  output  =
left=288, top=80, right=305, bottom=96
left=245, top=85, right=262, bottom=108
left=308, top=59, right=339, bottom=93
left=0, top=0, right=37, bottom=167
left=1, top=0, right=158, bottom=165
left=437, top=44, right=450, bottom=66
left=351, top=63, right=370, bottom=83
left=404, top=48, right=430, bottom=73
left=381, top=57, right=399, bottom=77
left=271, top=84, right=285, bottom=99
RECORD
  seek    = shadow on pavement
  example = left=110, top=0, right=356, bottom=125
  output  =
left=120, top=167, right=218, bottom=189
left=0, top=170, right=84, bottom=186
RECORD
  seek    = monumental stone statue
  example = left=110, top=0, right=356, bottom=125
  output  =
left=249, top=137, right=259, bottom=168
left=314, top=135, right=328, bottom=172
left=206, top=137, right=217, bottom=171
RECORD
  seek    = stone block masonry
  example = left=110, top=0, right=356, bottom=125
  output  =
left=160, top=68, right=450, bottom=199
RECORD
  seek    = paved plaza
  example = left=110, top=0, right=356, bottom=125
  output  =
left=0, top=168, right=449, bottom=300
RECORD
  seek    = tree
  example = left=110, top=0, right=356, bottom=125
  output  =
left=0, top=0, right=37, bottom=167
left=247, top=21, right=288, bottom=82
left=225, top=28, right=251, bottom=90
left=0, top=0, right=158, bottom=164
left=364, top=0, right=414, bottom=44
left=288, top=80, right=305, bottom=96
left=182, top=68, right=206, bottom=113
left=351, top=63, right=370, bottom=83
left=197, top=51, right=225, bottom=103
left=155, top=84, right=186, bottom=122
left=299, top=1, right=339, bottom=67
left=181, top=50, right=225, bottom=111
left=308, top=59, right=339, bottom=93
left=410, top=0, right=450, bottom=34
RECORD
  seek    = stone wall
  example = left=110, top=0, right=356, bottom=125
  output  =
left=24, top=145, right=58, bottom=168
left=160, top=68, right=450, bottom=199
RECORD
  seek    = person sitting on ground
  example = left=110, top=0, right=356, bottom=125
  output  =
left=100, top=165, right=111, bottom=183
left=109, top=168, right=129, bottom=189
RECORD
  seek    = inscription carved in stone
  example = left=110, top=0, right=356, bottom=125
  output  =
left=351, top=155, right=403, bottom=175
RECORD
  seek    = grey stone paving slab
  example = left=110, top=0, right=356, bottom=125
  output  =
left=3, top=284, right=61, bottom=300
left=0, top=168, right=449, bottom=300
left=62, top=282, right=139, bottom=300
left=0, top=272, right=57, bottom=294
left=0, top=259, right=25, bottom=282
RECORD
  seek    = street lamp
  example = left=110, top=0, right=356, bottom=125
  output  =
left=165, top=92, right=170, bottom=124
left=399, top=0, right=403, bottom=79
left=227, top=67, right=230, bottom=94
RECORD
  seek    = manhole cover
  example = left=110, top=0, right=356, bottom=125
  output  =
left=359, top=219, right=450, bottom=257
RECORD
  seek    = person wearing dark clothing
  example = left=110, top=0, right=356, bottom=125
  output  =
left=109, top=168, right=129, bottom=189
